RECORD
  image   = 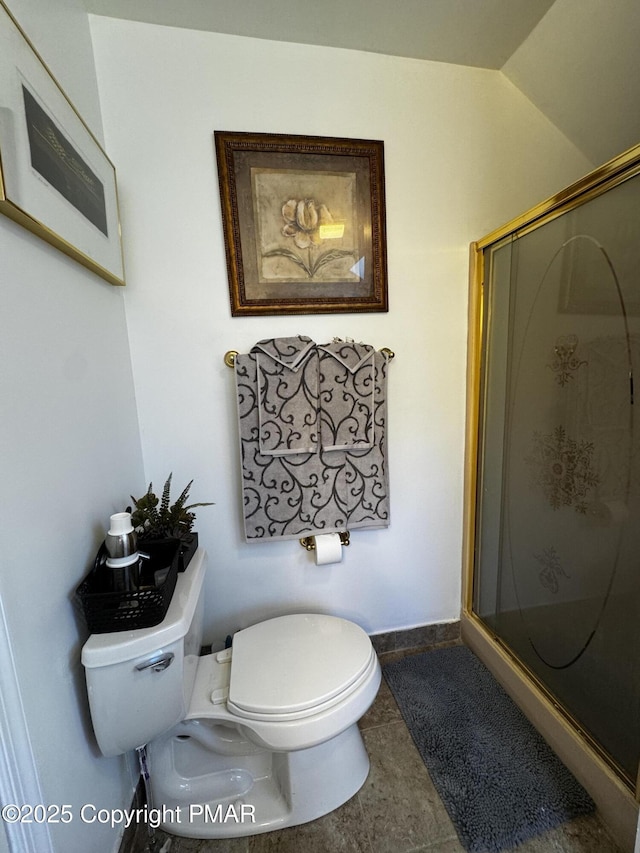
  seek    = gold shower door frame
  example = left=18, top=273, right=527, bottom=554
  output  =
left=462, top=143, right=640, bottom=847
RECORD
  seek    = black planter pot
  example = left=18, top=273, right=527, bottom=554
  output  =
left=137, top=532, right=198, bottom=573
left=178, top=531, right=198, bottom=571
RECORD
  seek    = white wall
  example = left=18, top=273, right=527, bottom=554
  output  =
left=5, top=0, right=103, bottom=134
left=0, top=1, right=144, bottom=851
left=503, top=0, right=640, bottom=165
left=89, top=18, right=592, bottom=650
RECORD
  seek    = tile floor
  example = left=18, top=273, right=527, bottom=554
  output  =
left=137, top=642, right=624, bottom=853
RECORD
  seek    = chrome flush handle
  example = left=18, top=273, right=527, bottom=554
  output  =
left=135, top=652, right=174, bottom=673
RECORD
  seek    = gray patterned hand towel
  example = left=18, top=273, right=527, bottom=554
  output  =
left=318, top=341, right=375, bottom=451
left=234, top=338, right=390, bottom=541
left=252, top=336, right=318, bottom=456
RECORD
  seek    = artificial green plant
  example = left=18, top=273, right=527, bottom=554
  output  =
left=130, top=474, right=213, bottom=542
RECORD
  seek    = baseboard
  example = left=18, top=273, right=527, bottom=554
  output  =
left=370, top=619, right=460, bottom=655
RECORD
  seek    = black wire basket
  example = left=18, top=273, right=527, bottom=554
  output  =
left=76, top=539, right=180, bottom=634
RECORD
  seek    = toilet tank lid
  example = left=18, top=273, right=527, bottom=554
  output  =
left=81, top=549, right=206, bottom=668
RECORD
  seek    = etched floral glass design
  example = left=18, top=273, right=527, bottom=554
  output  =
left=547, top=334, right=587, bottom=386
left=534, top=546, right=571, bottom=594
left=472, top=167, right=640, bottom=782
left=525, top=426, right=599, bottom=513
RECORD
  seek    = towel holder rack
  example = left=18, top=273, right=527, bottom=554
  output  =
left=224, top=347, right=395, bottom=368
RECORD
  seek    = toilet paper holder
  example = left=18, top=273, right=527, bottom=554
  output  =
left=300, top=532, right=350, bottom=551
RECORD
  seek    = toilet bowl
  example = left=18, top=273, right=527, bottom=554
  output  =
left=81, top=549, right=381, bottom=838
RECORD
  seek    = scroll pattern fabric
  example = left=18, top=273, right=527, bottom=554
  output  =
left=235, top=337, right=390, bottom=541
left=254, top=336, right=318, bottom=456
left=318, top=341, right=375, bottom=451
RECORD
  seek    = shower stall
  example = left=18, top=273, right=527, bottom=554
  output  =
left=463, top=145, right=640, bottom=850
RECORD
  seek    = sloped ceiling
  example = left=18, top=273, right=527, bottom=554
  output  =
left=82, top=0, right=555, bottom=69
left=503, top=0, right=640, bottom=167
left=83, top=0, right=640, bottom=167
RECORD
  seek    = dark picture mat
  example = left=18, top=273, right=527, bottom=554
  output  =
left=232, top=148, right=372, bottom=301
left=23, top=85, right=108, bottom=236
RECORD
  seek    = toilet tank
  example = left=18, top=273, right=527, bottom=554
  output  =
left=81, top=549, right=206, bottom=757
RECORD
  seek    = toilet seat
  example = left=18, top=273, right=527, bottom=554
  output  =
left=227, top=614, right=374, bottom=722
left=184, top=610, right=381, bottom=752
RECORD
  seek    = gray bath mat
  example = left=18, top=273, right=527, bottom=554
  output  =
left=383, top=645, right=594, bottom=852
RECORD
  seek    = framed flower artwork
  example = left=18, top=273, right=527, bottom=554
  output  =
left=214, top=131, right=388, bottom=315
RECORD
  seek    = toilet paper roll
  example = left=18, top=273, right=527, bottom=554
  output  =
left=314, top=533, right=343, bottom=565
left=587, top=499, right=629, bottom=527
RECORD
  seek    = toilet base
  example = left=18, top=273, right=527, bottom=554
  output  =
left=150, top=722, right=370, bottom=839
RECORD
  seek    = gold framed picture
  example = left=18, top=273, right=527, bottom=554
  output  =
left=0, top=0, right=124, bottom=285
left=215, top=131, right=387, bottom=315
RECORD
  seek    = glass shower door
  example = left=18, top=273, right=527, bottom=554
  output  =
left=473, top=169, right=640, bottom=785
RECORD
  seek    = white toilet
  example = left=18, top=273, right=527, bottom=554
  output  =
left=81, top=549, right=381, bottom=838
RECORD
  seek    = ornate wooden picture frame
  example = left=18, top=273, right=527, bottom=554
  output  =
left=215, top=131, right=387, bottom=315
